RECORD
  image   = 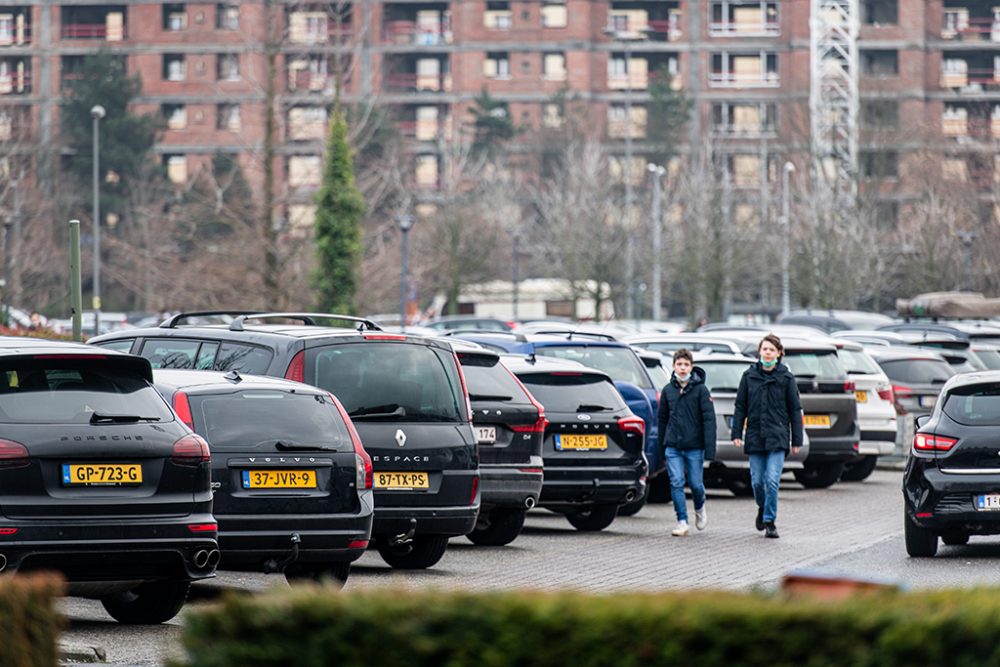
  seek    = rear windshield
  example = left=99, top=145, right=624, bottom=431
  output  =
left=943, top=383, right=1000, bottom=426
left=837, top=348, right=882, bottom=375
left=783, top=351, right=846, bottom=380
left=878, top=358, right=956, bottom=385
left=697, top=361, right=751, bottom=394
left=191, top=390, right=351, bottom=451
left=517, top=373, right=625, bottom=413
left=535, top=345, right=653, bottom=390
left=460, top=357, right=532, bottom=403
left=974, top=348, right=1000, bottom=370
left=310, top=342, right=465, bottom=422
left=0, top=360, right=172, bottom=424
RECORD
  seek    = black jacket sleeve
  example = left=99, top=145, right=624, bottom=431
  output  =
left=731, top=374, right=748, bottom=441
left=657, top=386, right=669, bottom=451
left=786, top=374, right=804, bottom=448
left=700, top=384, right=717, bottom=460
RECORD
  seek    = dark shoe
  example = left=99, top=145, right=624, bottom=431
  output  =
left=755, top=507, right=764, bottom=531
left=764, top=522, right=779, bottom=539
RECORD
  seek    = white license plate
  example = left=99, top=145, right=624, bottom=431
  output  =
left=976, top=494, right=1000, bottom=511
left=920, top=395, right=937, bottom=409
left=476, top=426, right=497, bottom=444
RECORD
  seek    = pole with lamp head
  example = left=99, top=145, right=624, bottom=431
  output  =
left=397, top=214, right=415, bottom=332
left=90, top=104, right=106, bottom=337
left=647, top=163, right=666, bottom=321
left=780, top=160, right=795, bottom=317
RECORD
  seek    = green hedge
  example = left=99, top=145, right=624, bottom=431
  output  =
left=0, top=574, right=63, bottom=667
left=179, top=586, right=1000, bottom=667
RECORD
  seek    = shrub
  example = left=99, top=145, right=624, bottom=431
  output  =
left=0, top=574, right=64, bottom=667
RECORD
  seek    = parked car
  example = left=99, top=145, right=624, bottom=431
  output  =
left=90, top=311, right=480, bottom=570
left=879, top=321, right=1000, bottom=346
left=505, top=356, right=646, bottom=532
left=151, top=369, right=373, bottom=583
left=634, top=348, right=671, bottom=391
left=0, top=340, right=218, bottom=624
left=623, top=333, right=745, bottom=356
left=904, top=371, right=1000, bottom=556
left=779, top=309, right=896, bottom=332
left=423, top=316, right=515, bottom=333
left=834, top=341, right=897, bottom=481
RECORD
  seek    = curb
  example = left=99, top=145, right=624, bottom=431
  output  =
left=60, top=642, right=106, bottom=664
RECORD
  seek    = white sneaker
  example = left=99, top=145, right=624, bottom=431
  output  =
left=695, top=507, right=707, bottom=531
left=671, top=521, right=689, bottom=537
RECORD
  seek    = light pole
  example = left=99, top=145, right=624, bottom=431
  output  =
left=397, top=214, right=415, bottom=332
left=958, top=230, right=977, bottom=291
left=647, top=163, right=666, bottom=321
left=90, top=104, right=106, bottom=337
left=780, top=161, right=795, bottom=316
left=512, top=232, right=520, bottom=320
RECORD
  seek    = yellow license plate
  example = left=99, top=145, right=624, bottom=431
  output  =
left=375, top=471, right=430, bottom=490
left=241, top=469, right=317, bottom=489
left=855, top=390, right=868, bottom=403
left=803, top=414, right=832, bottom=428
left=556, top=434, right=608, bottom=451
left=62, top=463, right=142, bottom=486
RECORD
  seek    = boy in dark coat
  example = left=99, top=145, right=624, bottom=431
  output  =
left=657, top=349, right=717, bottom=536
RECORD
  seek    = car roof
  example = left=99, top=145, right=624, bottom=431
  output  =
left=692, top=352, right=754, bottom=364
left=866, top=345, right=948, bottom=362
left=622, top=333, right=741, bottom=346
left=500, top=354, right=611, bottom=380
left=942, top=370, right=1000, bottom=391
left=717, top=331, right=839, bottom=352
left=151, top=369, right=323, bottom=395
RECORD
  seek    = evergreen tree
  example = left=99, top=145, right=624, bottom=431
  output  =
left=646, top=66, right=693, bottom=167
left=469, top=86, right=517, bottom=157
left=313, top=106, right=365, bottom=313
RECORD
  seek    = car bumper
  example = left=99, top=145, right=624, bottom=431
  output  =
left=858, top=430, right=896, bottom=456
left=804, top=433, right=859, bottom=464
left=905, top=463, right=1000, bottom=534
left=217, top=509, right=373, bottom=568
left=480, top=462, right=544, bottom=510
left=374, top=504, right=479, bottom=538
left=538, top=463, right=645, bottom=508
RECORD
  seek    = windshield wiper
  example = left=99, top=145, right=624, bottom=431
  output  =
left=90, top=413, right=160, bottom=424
left=711, top=387, right=740, bottom=393
left=349, top=404, right=406, bottom=420
left=575, top=404, right=613, bottom=412
left=275, top=441, right=338, bottom=452
left=469, top=394, right=514, bottom=401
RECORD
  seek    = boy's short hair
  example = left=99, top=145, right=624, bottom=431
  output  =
left=672, top=348, right=693, bottom=364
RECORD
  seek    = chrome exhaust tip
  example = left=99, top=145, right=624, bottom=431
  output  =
left=0, top=553, right=8, bottom=573
left=524, top=496, right=537, bottom=510
left=193, top=549, right=210, bottom=569
left=624, top=490, right=637, bottom=503
left=206, top=549, right=221, bottom=568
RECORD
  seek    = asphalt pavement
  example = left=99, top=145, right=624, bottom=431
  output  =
left=60, top=469, right=1000, bottom=665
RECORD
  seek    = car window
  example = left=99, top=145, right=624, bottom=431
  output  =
left=92, top=339, right=135, bottom=353
left=460, top=357, right=532, bottom=403
left=196, top=342, right=219, bottom=370
left=517, top=373, right=625, bottom=413
left=878, top=358, right=956, bottom=385
left=644, top=361, right=671, bottom=390
left=837, top=348, right=882, bottom=375
left=214, top=343, right=272, bottom=374
left=782, top=351, right=846, bottom=380
left=534, top=345, right=653, bottom=390
left=191, top=391, right=351, bottom=452
left=973, top=349, right=1000, bottom=370
left=310, top=342, right=465, bottom=422
left=0, top=359, right=172, bottom=424
left=140, top=339, right=203, bottom=369
left=696, top=361, right=750, bottom=393
left=943, top=383, right=1000, bottom=426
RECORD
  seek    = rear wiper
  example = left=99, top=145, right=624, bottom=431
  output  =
left=712, top=387, right=740, bottom=393
left=795, top=374, right=817, bottom=379
left=275, top=441, right=338, bottom=452
left=469, top=394, right=514, bottom=401
left=576, top=404, right=612, bottom=412
left=90, top=413, right=160, bottom=424
left=349, top=403, right=402, bottom=417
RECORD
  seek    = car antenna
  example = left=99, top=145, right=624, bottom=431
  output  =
left=224, top=370, right=242, bottom=383
left=528, top=351, right=536, bottom=364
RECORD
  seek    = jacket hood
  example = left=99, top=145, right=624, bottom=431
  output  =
left=672, top=365, right=706, bottom=387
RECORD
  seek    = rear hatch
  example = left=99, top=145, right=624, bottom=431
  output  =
left=182, top=388, right=361, bottom=516
left=878, top=357, right=955, bottom=415
left=929, top=382, right=1000, bottom=472
left=783, top=349, right=857, bottom=441
left=0, top=355, right=200, bottom=520
left=837, top=346, right=895, bottom=420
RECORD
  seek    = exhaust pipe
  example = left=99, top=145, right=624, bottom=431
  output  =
left=193, top=549, right=210, bottom=569
left=0, top=553, right=7, bottom=573
left=206, top=549, right=221, bottom=569
left=624, top=490, right=637, bottom=503
left=524, top=496, right=537, bottom=510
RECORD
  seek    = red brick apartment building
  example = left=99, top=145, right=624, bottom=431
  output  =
left=0, top=1, right=993, bottom=228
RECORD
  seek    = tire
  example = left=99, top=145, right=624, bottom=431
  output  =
left=377, top=535, right=450, bottom=569
left=793, top=462, right=846, bottom=489
left=647, top=473, right=672, bottom=504
left=565, top=504, right=618, bottom=532
left=617, top=485, right=649, bottom=516
left=942, top=532, right=969, bottom=547
left=725, top=470, right=755, bottom=497
left=841, top=456, right=878, bottom=482
left=904, top=513, right=938, bottom=557
left=101, top=580, right=191, bottom=625
left=284, top=561, right=351, bottom=586
left=467, top=509, right=527, bottom=546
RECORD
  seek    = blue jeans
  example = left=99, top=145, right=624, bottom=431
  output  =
left=665, top=448, right=706, bottom=522
left=748, top=450, right=786, bottom=523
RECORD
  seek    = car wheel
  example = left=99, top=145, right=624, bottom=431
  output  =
left=617, top=484, right=649, bottom=516
left=101, top=580, right=191, bottom=625
left=724, top=470, right=755, bottom=497
left=941, top=532, right=970, bottom=547
left=793, top=462, right=846, bottom=489
left=565, top=504, right=618, bottom=532
left=904, top=512, right=938, bottom=557
left=840, top=456, right=878, bottom=482
left=284, top=562, right=351, bottom=586
left=377, top=535, right=450, bottom=569
left=467, top=509, right=527, bottom=546
left=647, top=473, right=672, bottom=504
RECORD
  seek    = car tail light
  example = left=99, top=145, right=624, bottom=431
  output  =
left=172, top=391, right=194, bottom=430
left=187, top=523, right=217, bottom=533
left=0, top=439, right=29, bottom=469
left=453, top=353, right=473, bottom=422
left=915, top=512, right=933, bottom=519
left=0, top=528, right=18, bottom=536
left=348, top=539, right=369, bottom=549
left=504, top=364, right=548, bottom=433
left=362, top=333, right=406, bottom=341
left=877, top=385, right=895, bottom=402
left=518, top=467, right=543, bottom=474
left=172, top=434, right=211, bottom=465
left=913, top=433, right=958, bottom=452
left=285, top=350, right=305, bottom=383
left=329, top=393, right=372, bottom=490
left=844, top=381, right=856, bottom=393
left=892, top=384, right=913, bottom=399
left=618, top=416, right=646, bottom=436
left=470, top=475, right=480, bottom=505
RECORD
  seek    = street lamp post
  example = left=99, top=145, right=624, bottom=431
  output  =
left=958, top=230, right=977, bottom=291
left=90, top=104, right=106, bottom=337
left=780, top=161, right=795, bottom=316
left=397, top=214, right=415, bottom=332
left=647, top=163, right=666, bottom=321
left=512, top=232, right=520, bottom=321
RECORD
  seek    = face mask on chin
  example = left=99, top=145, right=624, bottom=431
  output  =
left=675, top=372, right=690, bottom=383
left=759, top=358, right=778, bottom=369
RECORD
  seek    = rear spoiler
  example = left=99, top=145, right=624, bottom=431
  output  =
left=10, top=352, right=154, bottom=382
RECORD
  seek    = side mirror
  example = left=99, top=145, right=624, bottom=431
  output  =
left=915, top=414, right=930, bottom=429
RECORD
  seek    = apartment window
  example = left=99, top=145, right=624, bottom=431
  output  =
left=217, top=103, right=241, bottom=131
left=415, top=106, right=440, bottom=141
left=165, top=155, right=187, bottom=184
left=861, top=50, right=898, bottom=76
left=942, top=158, right=968, bottom=182
left=942, top=8, right=969, bottom=39
left=288, top=156, right=322, bottom=187
left=710, top=52, right=779, bottom=86
left=484, top=52, right=510, bottom=79
left=290, top=11, right=327, bottom=43
left=710, top=1, right=779, bottom=35
left=861, top=100, right=899, bottom=129
left=163, top=54, right=186, bottom=81
left=862, top=0, right=897, bottom=25
left=217, top=3, right=239, bottom=30
left=607, top=104, right=647, bottom=139
left=288, top=106, right=326, bottom=140
left=541, top=0, right=567, bottom=28
left=874, top=201, right=898, bottom=230
left=484, top=1, right=512, bottom=29
left=608, top=9, right=648, bottom=36
left=941, top=58, right=968, bottom=87
left=416, top=58, right=444, bottom=91
left=712, top=102, right=776, bottom=135
left=163, top=4, right=186, bottom=31
left=861, top=151, right=899, bottom=179
left=415, top=155, right=439, bottom=188
left=542, top=103, right=564, bottom=129
left=288, top=204, right=317, bottom=229
left=608, top=55, right=648, bottom=89
left=942, top=105, right=968, bottom=137
left=162, top=104, right=186, bottom=130
left=0, top=15, right=13, bottom=44
left=543, top=53, right=566, bottom=81
left=217, top=53, right=239, bottom=81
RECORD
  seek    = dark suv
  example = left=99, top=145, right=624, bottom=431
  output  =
left=151, top=370, right=373, bottom=583
left=90, top=312, right=479, bottom=570
left=0, top=340, right=217, bottom=624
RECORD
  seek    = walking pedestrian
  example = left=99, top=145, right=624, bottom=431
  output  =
left=657, top=349, right=716, bottom=537
left=731, top=334, right=803, bottom=539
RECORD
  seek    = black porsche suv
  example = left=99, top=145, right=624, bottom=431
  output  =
left=152, top=370, right=374, bottom=583
left=0, top=340, right=217, bottom=624
left=91, top=311, right=480, bottom=570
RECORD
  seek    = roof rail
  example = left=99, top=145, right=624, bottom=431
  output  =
left=160, top=310, right=263, bottom=329
left=443, top=330, right=528, bottom=342
left=532, top=329, right=618, bottom=342
left=228, top=312, right=382, bottom=332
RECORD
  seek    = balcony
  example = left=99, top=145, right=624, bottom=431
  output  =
left=710, top=53, right=779, bottom=88
left=288, top=11, right=352, bottom=44
left=942, top=9, right=1000, bottom=41
left=0, top=65, right=29, bottom=95
left=383, top=19, right=452, bottom=46
left=0, top=12, right=30, bottom=46
left=709, top=1, right=779, bottom=36
left=61, top=8, right=126, bottom=41
left=384, top=71, right=451, bottom=93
